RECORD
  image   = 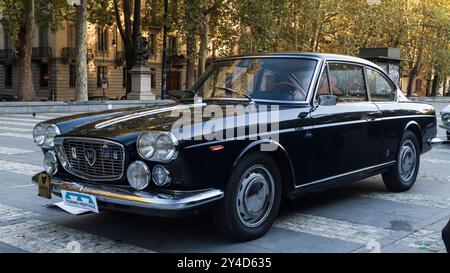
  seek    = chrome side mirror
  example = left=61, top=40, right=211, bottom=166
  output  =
left=318, top=95, right=337, bottom=106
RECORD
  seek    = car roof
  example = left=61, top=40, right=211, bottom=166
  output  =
left=216, top=52, right=379, bottom=68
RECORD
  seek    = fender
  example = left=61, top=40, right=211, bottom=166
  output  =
left=232, top=139, right=297, bottom=195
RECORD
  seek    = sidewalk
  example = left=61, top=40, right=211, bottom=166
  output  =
left=0, top=100, right=174, bottom=114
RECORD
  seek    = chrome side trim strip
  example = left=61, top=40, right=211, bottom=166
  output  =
left=183, top=128, right=298, bottom=149
left=295, top=161, right=396, bottom=189
left=184, top=115, right=436, bottom=148
left=372, top=114, right=436, bottom=122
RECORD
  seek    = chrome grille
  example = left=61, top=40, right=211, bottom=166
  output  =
left=59, top=138, right=125, bottom=181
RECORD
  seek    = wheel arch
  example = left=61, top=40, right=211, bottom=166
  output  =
left=404, top=120, right=423, bottom=152
left=232, top=139, right=296, bottom=197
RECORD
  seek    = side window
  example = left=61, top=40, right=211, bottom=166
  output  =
left=366, top=68, right=396, bottom=101
left=316, top=66, right=331, bottom=99
left=328, top=63, right=367, bottom=103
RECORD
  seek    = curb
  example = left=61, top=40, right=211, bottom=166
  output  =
left=0, top=100, right=174, bottom=114
left=408, top=97, right=450, bottom=103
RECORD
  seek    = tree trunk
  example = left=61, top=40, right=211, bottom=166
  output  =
left=407, top=72, right=416, bottom=97
left=431, top=74, right=440, bottom=97
left=75, top=0, right=88, bottom=101
left=197, top=18, right=209, bottom=77
left=443, top=78, right=448, bottom=96
left=113, top=0, right=140, bottom=96
left=185, top=33, right=196, bottom=89
left=407, top=24, right=425, bottom=97
left=16, top=0, right=36, bottom=101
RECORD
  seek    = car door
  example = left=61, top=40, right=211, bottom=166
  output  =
left=365, top=66, right=406, bottom=164
left=302, top=62, right=382, bottom=185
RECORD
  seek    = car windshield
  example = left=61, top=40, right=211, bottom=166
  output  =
left=194, top=58, right=318, bottom=102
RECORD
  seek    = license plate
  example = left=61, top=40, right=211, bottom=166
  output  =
left=38, top=173, right=52, bottom=199
left=61, top=190, right=99, bottom=213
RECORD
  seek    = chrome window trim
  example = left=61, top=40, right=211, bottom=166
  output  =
left=295, top=161, right=396, bottom=188
left=325, top=61, right=370, bottom=102
left=54, top=136, right=126, bottom=182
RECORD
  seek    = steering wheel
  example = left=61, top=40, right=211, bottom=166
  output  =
left=273, top=81, right=306, bottom=99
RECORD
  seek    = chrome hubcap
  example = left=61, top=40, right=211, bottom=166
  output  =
left=236, top=165, right=275, bottom=228
left=399, top=140, right=417, bottom=181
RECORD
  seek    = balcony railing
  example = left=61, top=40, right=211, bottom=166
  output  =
left=32, top=47, right=52, bottom=59
left=0, top=49, right=16, bottom=61
left=62, top=47, right=78, bottom=60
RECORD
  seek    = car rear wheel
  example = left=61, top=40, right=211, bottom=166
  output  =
left=212, top=153, right=282, bottom=241
left=382, top=130, right=420, bottom=192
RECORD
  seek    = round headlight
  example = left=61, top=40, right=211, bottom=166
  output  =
left=44, top=125, right=60, bottom=148
left=44, top=151, right=58, bottom=176
left=33, top=123, right=46, bottom=146
left=155, top=134, right=176, bottom=162
left=127, top=161, right=150, bottom=190
left=152, top=165, right=171, bottom=187
left=137, top=132, right=156, bottom=159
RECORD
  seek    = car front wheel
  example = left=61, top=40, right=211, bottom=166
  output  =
left=212, top=153, right=282, bottom=241
left=382, top=130, right=420, bottom=192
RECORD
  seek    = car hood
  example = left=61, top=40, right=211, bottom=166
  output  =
left=49, top=100, right=310, bottom=146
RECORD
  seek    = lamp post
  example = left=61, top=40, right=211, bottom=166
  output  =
left=160, top=0, right=169, bottom=99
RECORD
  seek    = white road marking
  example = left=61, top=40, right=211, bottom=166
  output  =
left=396, top=229, right=446, bottom=253
left=0, top=204, right=38, bottom=223
left=348, top=188, right=450, bottom=209
left=0, top=126, right=33, bottom=133
left=0, top=146, right=34, bottom=155
left=275, top=213, right=392, bottom=245
left=0, top=133, right=33, bottom=140
left=0, top=160, right=42, bottom=176
left=0, top=117, right=45, bottom=124
left=0, top=205, right=153, bottom=253
left=422, top=158, right=450, bottom=165
left=0, top=121, right=36, bottom=127
left=0, top=184, right=34, bottom=189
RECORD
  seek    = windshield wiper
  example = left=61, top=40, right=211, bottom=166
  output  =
left=168, top=89, right=198, bottom=99
left=214, top=86, right=255, bottom=104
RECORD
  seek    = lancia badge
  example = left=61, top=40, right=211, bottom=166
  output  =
left=84, top=148, right=97, bottom=166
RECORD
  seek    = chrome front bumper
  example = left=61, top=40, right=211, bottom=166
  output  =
left=32, top=172, right=224, bottom=211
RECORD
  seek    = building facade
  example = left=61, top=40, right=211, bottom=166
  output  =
left=0, top=20, right=186, bottom=101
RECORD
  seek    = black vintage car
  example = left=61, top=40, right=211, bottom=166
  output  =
left=33, top=53, right=442, bottom=241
